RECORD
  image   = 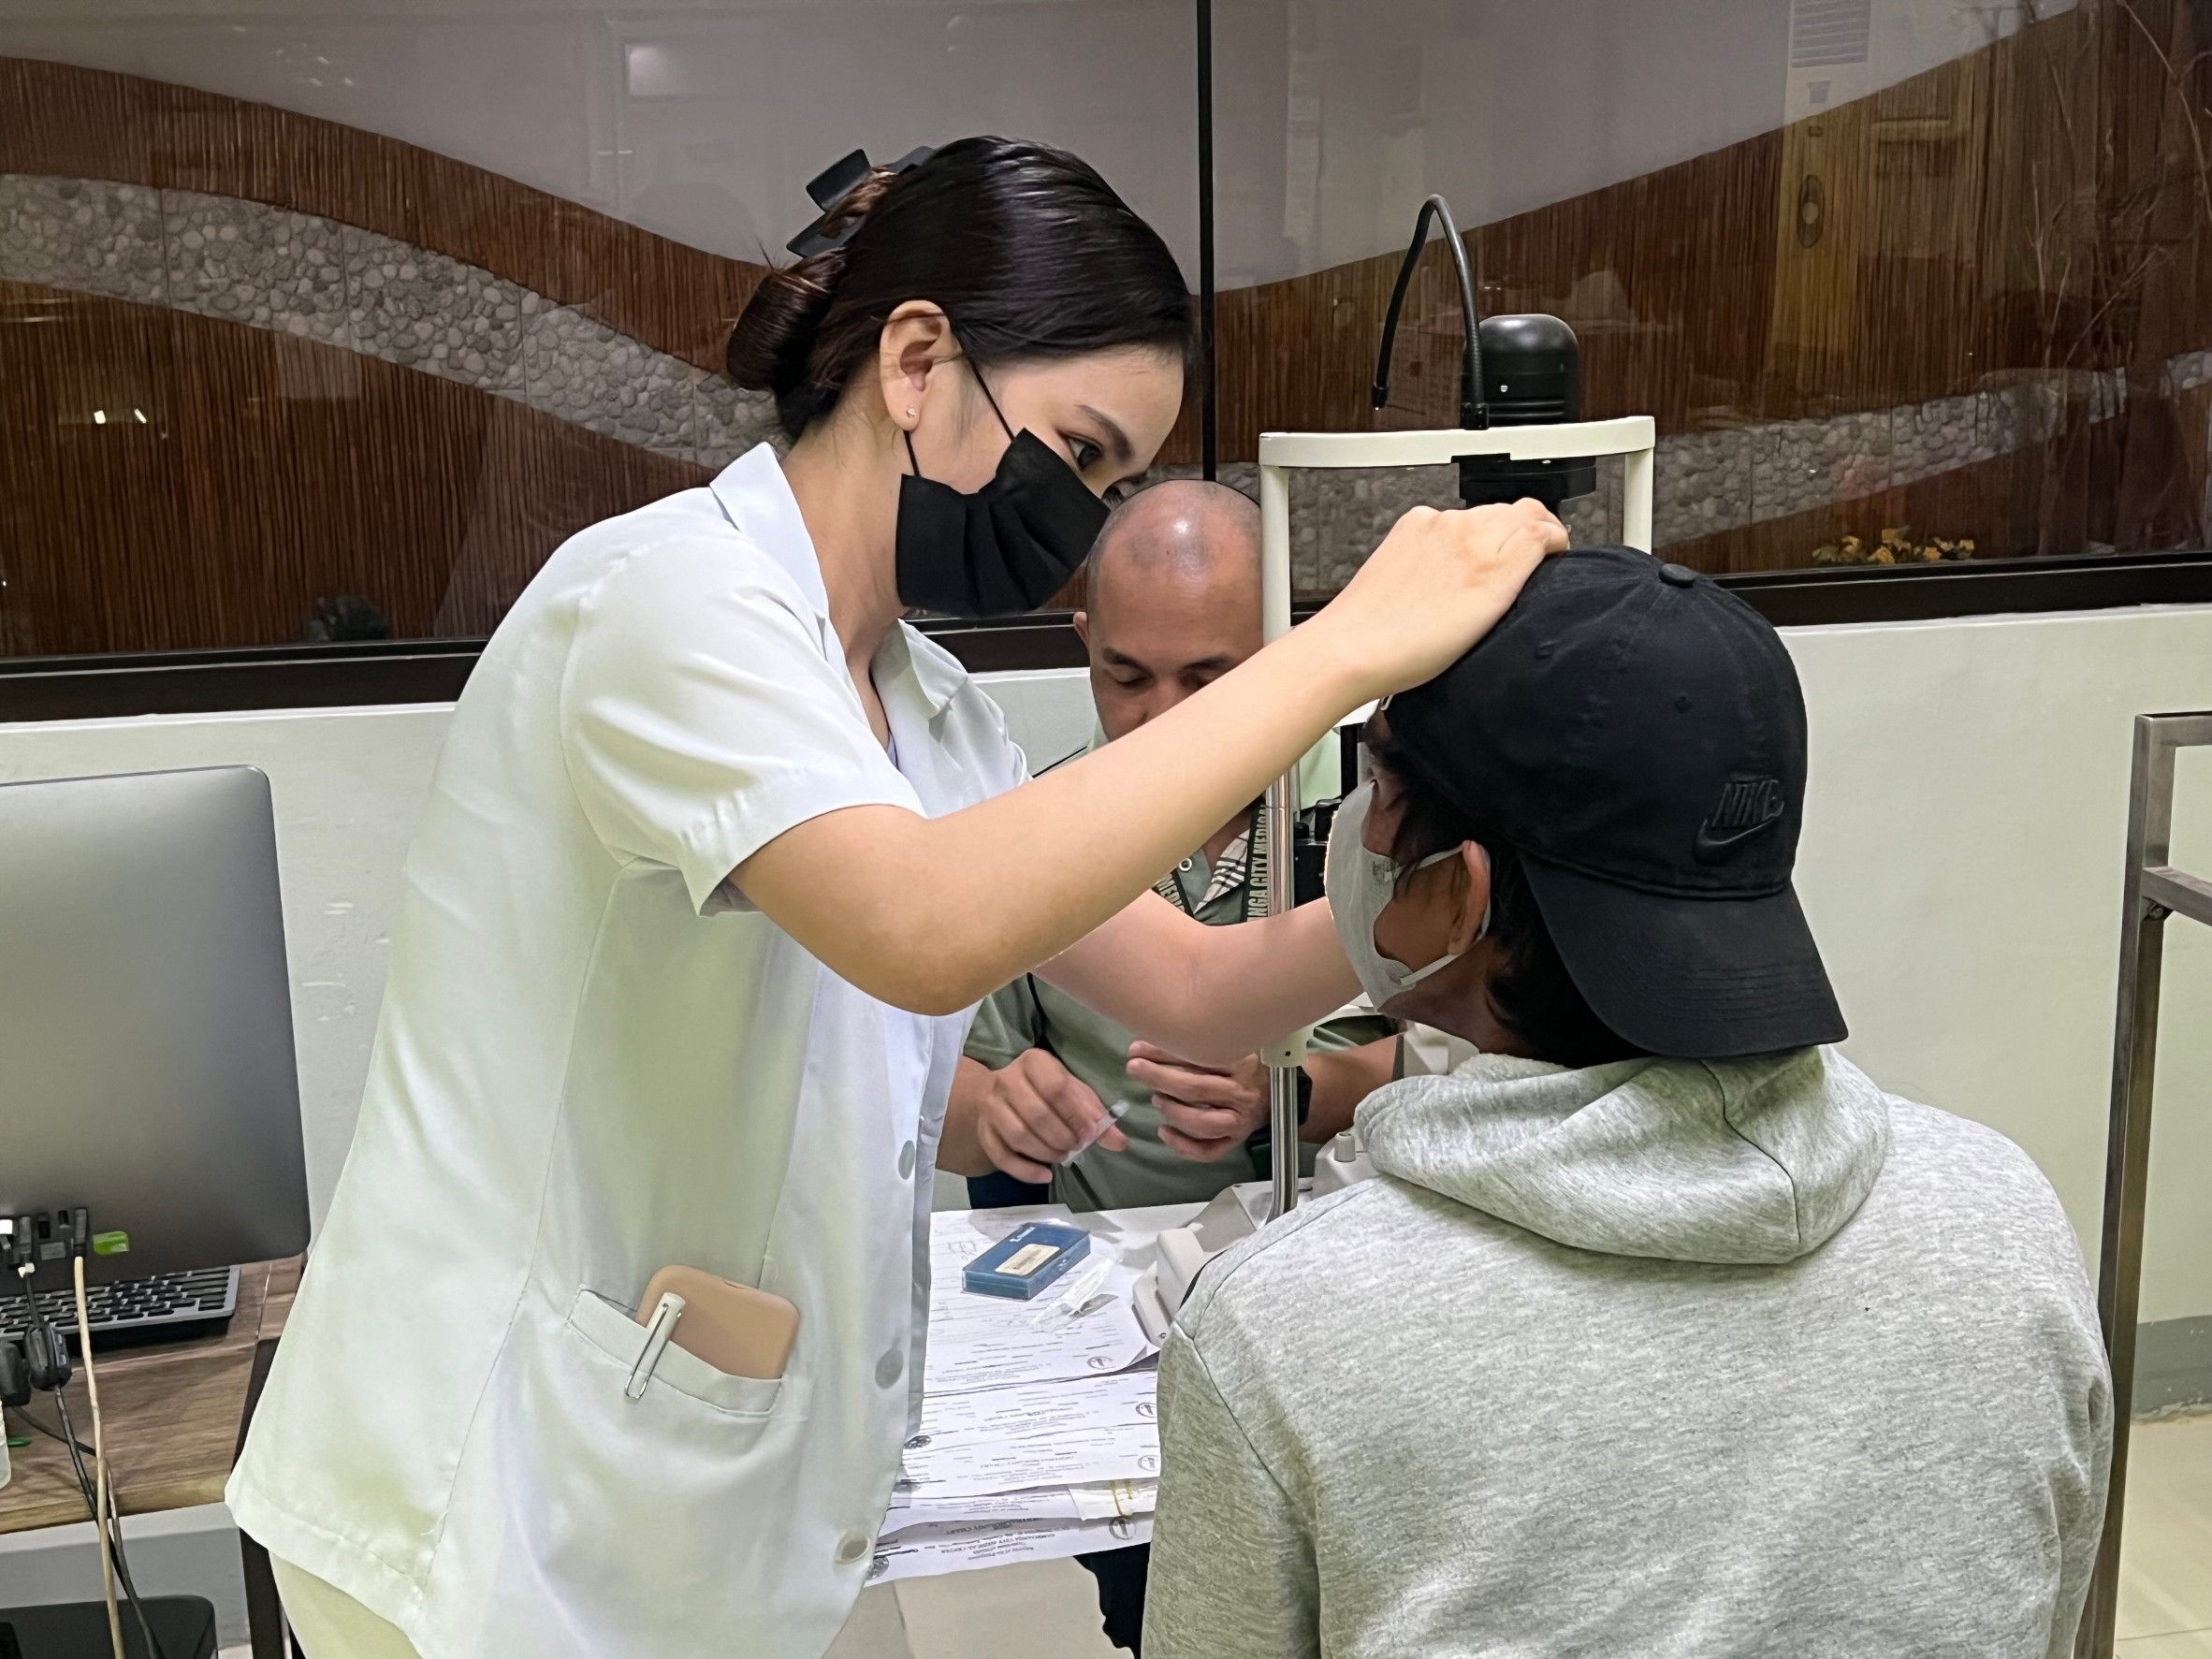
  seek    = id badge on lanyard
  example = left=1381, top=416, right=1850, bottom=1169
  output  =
left=1152, top=804, right=1268, bottom=923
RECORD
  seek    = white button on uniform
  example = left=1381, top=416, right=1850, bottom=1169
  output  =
left=876, top=1347, right=904, bottom=1388
left=837, top=1532, right=872, bottom=1565
left=898, top=1141, right=917, bottom=1179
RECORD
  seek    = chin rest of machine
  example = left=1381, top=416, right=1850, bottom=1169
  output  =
left=1131, top=1127, right=1376, bottom=1344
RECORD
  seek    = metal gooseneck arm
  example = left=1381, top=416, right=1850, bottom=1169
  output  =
left=1371, top=195, right=1487, bottom=431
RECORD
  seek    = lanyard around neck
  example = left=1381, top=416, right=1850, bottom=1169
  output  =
left=1152, top=802, right=1269, bottom=924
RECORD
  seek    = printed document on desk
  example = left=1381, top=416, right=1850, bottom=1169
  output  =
left=885, top=1210, right=1175, bottom=1581
left=877, top=1478, right=1156, bottom=1582
left=924, top=1207, right=1155, bottom=1395
left=883, top=1478, right=1157, bottom=1535
left=900, top=1370, right=1160, bottom=1496
left=869, top=1513, right=1153, bottom=1585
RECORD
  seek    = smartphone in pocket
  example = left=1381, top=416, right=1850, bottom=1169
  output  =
left=634, top=1267, right=799, bottom=1380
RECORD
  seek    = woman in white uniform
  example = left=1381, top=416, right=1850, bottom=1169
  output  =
left=229, top=137, right=1564, bottom=1659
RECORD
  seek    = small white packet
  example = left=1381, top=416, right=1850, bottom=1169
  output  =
left=1036, top=1248, right=1117, bottom=1321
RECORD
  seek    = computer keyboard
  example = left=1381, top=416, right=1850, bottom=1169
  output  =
left=0, top=1265, right=239, bottom=1349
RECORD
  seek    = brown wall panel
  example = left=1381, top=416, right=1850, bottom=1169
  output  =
left=0, top=55, right=767, bottom=377
left=1760, top=53, right=1994, bottom=414
left=0, top=281, right=708, bottom=657
left=1215, top=4, right=2212, bottom=465
left=0, top=57, right=155, bottom=185
left=151, top=76, right=413, bottom=254
left=0, top=284, right=187, bottom=655
left=165, top=317, right=488, bottom=642
left=431, top=400, right=706, bottom=637
left=1482, top=129, right=1784, bottom=432
left=556, top=197, right=766, bottom=377
left=1211, top=124, right=1791, bottom=463
left=0, top=55, right=1168, bottom=419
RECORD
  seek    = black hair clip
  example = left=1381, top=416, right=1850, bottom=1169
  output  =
left=786, top=145, right=936, bottom=258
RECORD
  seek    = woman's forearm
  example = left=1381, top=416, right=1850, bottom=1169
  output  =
left=1038, top=895, right=1359, bottom=1067
left=736, top=621, right=1368, bottom=1013
left=736, top=501, right=1562, bottom=1013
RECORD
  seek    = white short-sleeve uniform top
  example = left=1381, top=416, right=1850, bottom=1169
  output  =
left=227, top=444, right=1029, bottom=1659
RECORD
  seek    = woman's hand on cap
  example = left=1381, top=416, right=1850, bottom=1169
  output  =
left=1318, top=497, right=1568, bottom=703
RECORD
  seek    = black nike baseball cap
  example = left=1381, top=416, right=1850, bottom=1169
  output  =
left=1385, top=545, right=1846, bottom=1058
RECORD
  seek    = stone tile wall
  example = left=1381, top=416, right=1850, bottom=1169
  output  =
left=1169, top=370, right=2172, bottom=585
left=5, top=170, right=2195, bottom=585
left=0, top=174, right=786, bottom=470
left=0, top=174, right=166, bottom=301
left=345, top=230, right=531, bottom=394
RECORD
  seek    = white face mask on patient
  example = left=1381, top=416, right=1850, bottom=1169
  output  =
left=1324, top=781, right=1488, bottom=1011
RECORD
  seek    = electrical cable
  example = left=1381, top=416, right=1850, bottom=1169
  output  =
left=12, top=1230, right=170, bottom=1659
left=1028, top=740, right=1088, bottom=778
left=98, top=1463, right=167, bottom=1659
left=16, top=1404, right=91, bottom=1456
left=49, top=1371, right=168, bottom=1659
left=71, top=1254, right=125, bottom=1659
left=1371, top=194, right=1487, bottom=431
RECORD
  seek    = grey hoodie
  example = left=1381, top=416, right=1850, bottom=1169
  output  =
left=1146, top=1048, right=2111, bottom=1659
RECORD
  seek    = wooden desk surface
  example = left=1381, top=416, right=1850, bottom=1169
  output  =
left=1, top=1259, right=298, bottom=1535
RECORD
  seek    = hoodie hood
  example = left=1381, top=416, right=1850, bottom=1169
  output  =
left=1359, top=1046, right=1891, bottom=1265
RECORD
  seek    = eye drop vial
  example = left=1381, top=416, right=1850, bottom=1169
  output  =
left=1059, top=1100, right=1129, bottom=1166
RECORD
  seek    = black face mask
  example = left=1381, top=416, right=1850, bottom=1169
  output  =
left=895, top=371, right=1110, bottom=617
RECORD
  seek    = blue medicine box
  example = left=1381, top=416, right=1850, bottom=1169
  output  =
left=962, top=1222, right=1090, bottom=1300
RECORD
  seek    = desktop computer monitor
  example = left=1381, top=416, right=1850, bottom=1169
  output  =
left=0, top=765, right=310, bottom=1285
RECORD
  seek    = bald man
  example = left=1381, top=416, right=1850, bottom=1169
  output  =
left=942, top=481, right=1394, bottom=1656
left=943, top=480, right=1396, bottom=1215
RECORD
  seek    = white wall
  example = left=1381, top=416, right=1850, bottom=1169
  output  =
left=977, top=666, right=1093, bottom=778
left=4, top=604, right=2209, bottom=1314
left=1787, top=606, right=2212, bottom=1322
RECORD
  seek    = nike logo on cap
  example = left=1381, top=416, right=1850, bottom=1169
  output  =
left=1695, top=775, right=1785, bottom=861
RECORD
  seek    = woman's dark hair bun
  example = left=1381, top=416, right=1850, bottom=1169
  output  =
left=725, top=172, right=897, bottom=435
left=725, top=252, right=841, bottom=397
left=723, top=137, right=1194, bottom=444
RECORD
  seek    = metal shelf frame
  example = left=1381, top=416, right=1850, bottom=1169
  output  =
left=2080, top=711, right=2212, bottom=1658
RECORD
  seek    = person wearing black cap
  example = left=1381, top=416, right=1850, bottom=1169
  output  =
left=1145, top=547, right=2113, bottom=1659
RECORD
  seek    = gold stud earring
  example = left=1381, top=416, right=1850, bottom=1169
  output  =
left=906, top=406, right=917, bottom=419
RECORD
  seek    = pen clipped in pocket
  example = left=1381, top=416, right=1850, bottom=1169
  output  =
left=633, top=1265, right=799, bottom=1381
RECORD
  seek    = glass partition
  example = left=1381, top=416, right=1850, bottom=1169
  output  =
left=0, top=3, right=1197, bottom=657
left=1211, top=0, right=2212, bottom=593
left=7, top=0, right=2212, bottom=662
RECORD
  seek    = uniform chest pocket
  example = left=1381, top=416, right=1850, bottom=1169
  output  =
left=565, top=1288, right=792, bottom=1417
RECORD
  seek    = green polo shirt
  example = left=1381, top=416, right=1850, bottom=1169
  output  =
left=965, top=787, right=1391, bottom=1213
